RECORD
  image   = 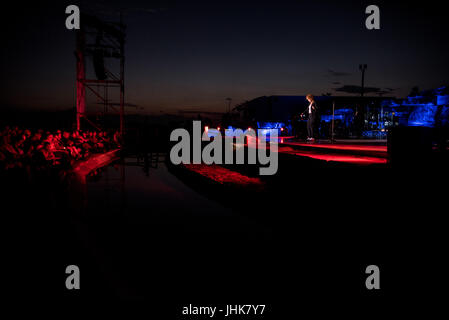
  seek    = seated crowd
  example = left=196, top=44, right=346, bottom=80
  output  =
left=0, top=126, right=122, bottom=171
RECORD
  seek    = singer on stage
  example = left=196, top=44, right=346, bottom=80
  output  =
left=305, top=94, right=317, bottom=141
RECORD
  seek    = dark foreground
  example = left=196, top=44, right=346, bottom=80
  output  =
left=2, top=147, right=447, bottom=314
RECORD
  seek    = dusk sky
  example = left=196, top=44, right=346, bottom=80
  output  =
left=1, top=0, right=448, bottom=114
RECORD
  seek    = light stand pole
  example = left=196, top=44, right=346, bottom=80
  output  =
left=226, top=97, right=232, bottom=113
left=359, top=64, right=367, bottom=97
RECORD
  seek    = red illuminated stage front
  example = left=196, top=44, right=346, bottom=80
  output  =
left=243, top=135, right=388, bottom=166
left=277, top=138, right=388, bottom=165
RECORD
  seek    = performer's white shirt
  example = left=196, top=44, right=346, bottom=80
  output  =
left=308, top=102, right=312, bottom=114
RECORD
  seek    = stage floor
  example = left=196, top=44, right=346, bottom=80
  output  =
left=278, top=138, right=388, bottom=165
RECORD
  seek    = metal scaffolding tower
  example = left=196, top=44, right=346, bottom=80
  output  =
left=75, top=13, right=126, bottom=135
